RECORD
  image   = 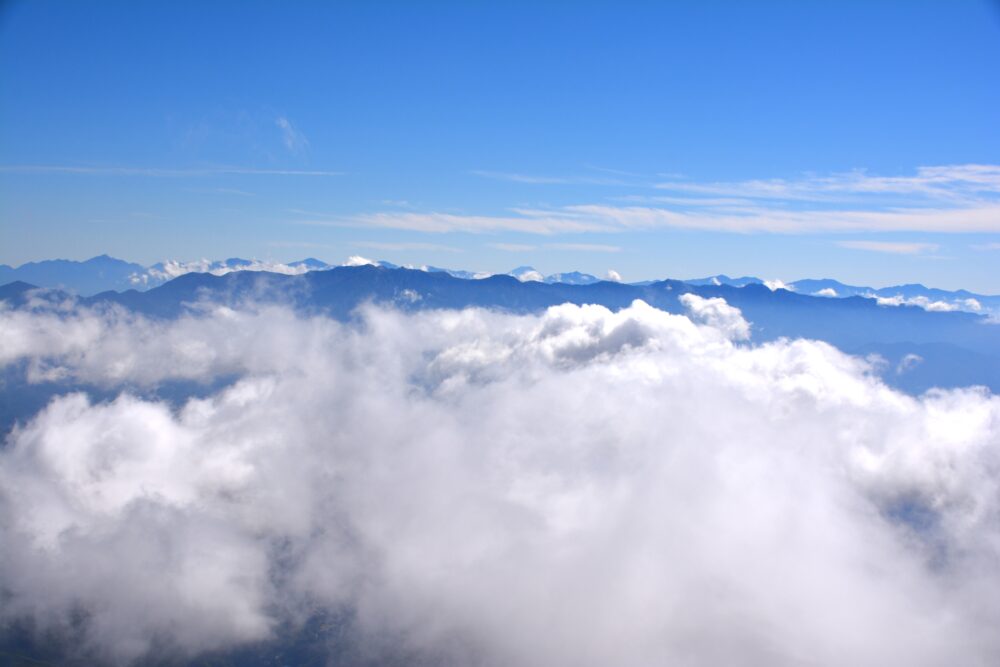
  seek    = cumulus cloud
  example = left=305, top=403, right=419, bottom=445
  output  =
left=513, top=269, right=545, bottom=282
left=2, top=298, right=1000, bottom=665
left=843, top=293, right=987, bottom=316
left=342, top=255, right=378, bottom=267
left=870, top=294, right=960, bottom=312
left=679, top=293, right=750, bottom=340
left=763, top=278, right=793, bottom=292
left=130, top=258, right=325, bottom=287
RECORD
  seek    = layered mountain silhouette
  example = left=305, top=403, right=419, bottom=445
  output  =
left=2, top=256, right=997, bottom=317
left=3, top=263, right=998, bottom=395
left=0, top=254, right=147, bottom=294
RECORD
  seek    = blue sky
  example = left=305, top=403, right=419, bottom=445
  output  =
left=1, top=0, right=999, bottom=290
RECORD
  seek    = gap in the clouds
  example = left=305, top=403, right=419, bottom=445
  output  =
left=880, top=496, right=952, bottom=574
left=0, top=609, right=92, bottom=667
left=0, top=362, right=242, bottom=443
left=1, top=600, right=452, bottom=667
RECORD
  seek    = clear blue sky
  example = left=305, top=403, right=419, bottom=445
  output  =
left=2, top=0, right=999, bottom=290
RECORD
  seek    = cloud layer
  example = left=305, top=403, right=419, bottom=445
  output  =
left=2, top=298, right=1000, bottom=665
left=337, top=164, right=1000, bottom=235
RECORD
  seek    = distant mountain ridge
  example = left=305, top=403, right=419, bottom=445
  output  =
left=3, top=263, right=998, bottom=395
left=1, top=255, right=997, bottom=317
left=686, top=274, right=998, bottom=316
left=0, top=254, right=147, bottom=295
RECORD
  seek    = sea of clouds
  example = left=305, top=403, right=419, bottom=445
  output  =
left=1, top=295, right=999, bottom=665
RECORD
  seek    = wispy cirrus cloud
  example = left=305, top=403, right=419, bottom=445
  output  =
left=546, top=243, right=622, bottom=253
left=275, top=116, right=309, bottom=154
left=471, top=170, right=574, bottom=185
left=344, top=165, right=1000, bottom=236
left=321, top=210, right=614, bottom=235
left=489, top=243, right=538, bottom=252
left=334, top=201, right=1000, bottom=235
left=0, top=165, right=342, bottom=177
left=471, top=169, right=635, bottom=187
left=655, top=164, right=1000, bottom=203
left=352, top=241, right=463, bottom=253
left=184, top=187, right=256, bottom=196
left=836, top=240, right=940, bottom=255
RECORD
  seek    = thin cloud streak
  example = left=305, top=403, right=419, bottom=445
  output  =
left=350, top=211, right=613, bottom=235
left=0, top=165, right=343, bottom=177
left=471, top=170, right=636, bottom=187
left=489, top=243, right=538, bottom=252
left=342, top=203, right=1000, bottom=235
left=350, top=165, right=1000, bottom=235
left=546, top=243, right=622, bottom=253
left=352, top=241, right=464, bottom=253
left=837, top=241, right=940, bottom=255
left=266, top=241, right=340, bottom=250
left=275, top=116, right=309, bottom=154
left=655, top=164, right=1000, bottom=203
left=184, top=187, right=257, bottom=196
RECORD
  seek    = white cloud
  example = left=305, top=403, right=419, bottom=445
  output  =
left=471, top=170, right=572, bottom=184
left=605, top=269, right=622, bottom=283
left=346, top=210, right=612, bottom=235
left=963, top=298, right=983, bottom=312
left=513, top=269, right=545, bottom=282
left=846, top=293, right=985, bottom=316
left=815, top=288, right=838, bottom=297
left=352, top=241, right=463, bottom=253
left=763, top=279, right=793, bottom=292
left=342, top=255, right=377, bottom=267
left=837, top=241, right=940, bottom=255
left=897, top=353, right=924, bottom=375
left=562, top=203, right=1000, bottom=234
left=471, top=170, right=630, bottom=186
left=655, top=164, right=1000, bottom=202
left=679, top=293, right=750, bottom=340
left=0, top=165, right=341, bottom=177
left=130, top=258, right=326, bottom=287
left=546, top=243, right=623, bottom=253
left=489, top=243, right=538, bottom=252
left=2, top=300, right=1000, bottom=664
left=346, top=165, right=1000, bottom=235
left=342, top=201, right=1000, bottom=236
left=275, top=116, right=308, bottom=153
left=870, top=294, right=958, bottom=312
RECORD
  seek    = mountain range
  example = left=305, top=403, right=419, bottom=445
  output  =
left=3, top=261, right=998, bottom=396
left=1, top=255, right=997, bottom=318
